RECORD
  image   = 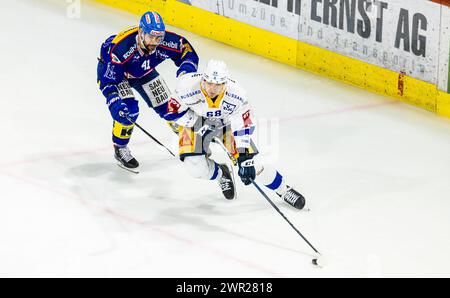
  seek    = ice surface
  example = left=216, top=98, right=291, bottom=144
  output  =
left=1, top=0, right=449, bottom=277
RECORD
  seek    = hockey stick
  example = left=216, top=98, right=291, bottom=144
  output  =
left=133, top=121, right=176, bottom=157
left=121, top=112, right=176, bottom=158
left=250, top=179, right=320, bottom=255
left=213, top=137, right=321, bottom=256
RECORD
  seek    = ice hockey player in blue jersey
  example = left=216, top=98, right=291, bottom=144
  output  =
left=97, top=11, right=199, bottom=171
left=166, top=60, right=306, bottom=209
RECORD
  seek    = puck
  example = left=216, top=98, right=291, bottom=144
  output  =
left=312, top=256, right=326, bottom=267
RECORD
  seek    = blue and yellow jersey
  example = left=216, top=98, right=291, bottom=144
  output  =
left=97, top=26, right=199, bottom=102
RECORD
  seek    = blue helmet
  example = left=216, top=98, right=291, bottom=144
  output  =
left=139, top=11, right=165, bottom=35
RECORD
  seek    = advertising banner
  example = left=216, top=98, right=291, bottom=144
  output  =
left=437, top=3, right=450, bottom=93
left=176, top=0, right=222, bottom=14
left=178, top=0, right=443, bottom=85
left=295, top=0, right=440, bottom=85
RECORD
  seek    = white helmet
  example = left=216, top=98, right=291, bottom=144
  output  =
left=202, top=60, right=228, bottom=84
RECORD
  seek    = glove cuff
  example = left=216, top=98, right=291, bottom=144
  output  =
left=240, top=159, right=254, bottom=167
left=237, top=151, right=255, bottom=164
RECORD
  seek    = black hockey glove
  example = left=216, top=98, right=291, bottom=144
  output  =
left=238, top=153, right=256, bottom=186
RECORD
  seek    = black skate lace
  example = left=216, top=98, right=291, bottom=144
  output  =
left=284, top=190, right=299, bottom=205
left=118, top=147, right=134, bottom=162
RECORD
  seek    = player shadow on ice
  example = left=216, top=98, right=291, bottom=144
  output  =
left=65, top=159, right=176, bottom=202
left=68, top=162, right=117, bottom=178
left=150, top=195, right=307, bottom=255
left=67, top=161, right=307, bottom=255
left=68, top=157, right=175, bottom=179
left=156, top=204, right=308, bottom=255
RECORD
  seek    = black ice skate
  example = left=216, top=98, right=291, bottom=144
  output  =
left=218, top=164, right=236, bottom=200
left=278, top=186, right=306, bottom=210
left=114, top=145, right=140, bottom=174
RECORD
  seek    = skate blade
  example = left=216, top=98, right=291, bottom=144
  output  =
left=117, top=163, right=140, bottom=174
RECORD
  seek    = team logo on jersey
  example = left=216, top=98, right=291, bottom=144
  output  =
left=242, top=110, right=253, bottom=127
left=156, top=50, right=169, bottom=60
left=104, top=63, right=117, bottom=80
left=180, top=129, right=194, bottom=147
left=123, top=44, right=137, bottom=60
left=111, top=53, right=121, bottom=64
left=180, top=90, right=201, bottom=99
left=161, top=40, right=179, bottom=50
left=222, top=101, right=237, bottom=114
left=168, top=98, right=181, bottom=113
left=133, top=54, right=141, bottom=62
left=225, top=92, right=244, bottom=103
left=181, top=42, right=193, bottom=59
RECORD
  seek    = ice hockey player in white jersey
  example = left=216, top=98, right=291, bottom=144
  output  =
left=165, top=60, right=305, bottom=209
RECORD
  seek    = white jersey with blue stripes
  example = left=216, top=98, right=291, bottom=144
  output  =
left=171, top=73, right=255, bottom=149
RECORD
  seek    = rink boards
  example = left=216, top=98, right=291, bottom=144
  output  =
left=91, top=0, right=450, bottom=117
